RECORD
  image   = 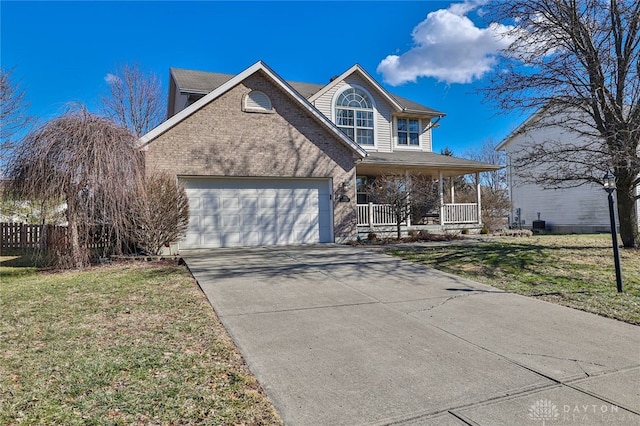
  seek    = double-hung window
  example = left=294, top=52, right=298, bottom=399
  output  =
left=335, top=88, right=374, bottom=146
left=397, top=118, right=420, bottom=146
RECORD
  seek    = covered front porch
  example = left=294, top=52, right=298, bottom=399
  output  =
left=354, top=151, right=501, bottom=235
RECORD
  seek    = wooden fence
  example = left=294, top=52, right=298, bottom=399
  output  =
left=1, top=222, right=111, bottom=251
left=1, top=223, right=70, bottom=250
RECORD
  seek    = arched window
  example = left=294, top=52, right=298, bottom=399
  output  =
left=243, top=90, right=272, bottom=113
left=335, top=87, right=374, bottom=146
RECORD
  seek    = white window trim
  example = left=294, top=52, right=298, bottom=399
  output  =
left=242, top=90, right=274, bottom=114
left=393, top=117, right=422, bottom=150
left=331, top=84, right=378, bottom=150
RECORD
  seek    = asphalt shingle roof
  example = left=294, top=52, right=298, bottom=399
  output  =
left=170, top=67, right=441, bottom=115
left=361, top=151, right=502, bottom=172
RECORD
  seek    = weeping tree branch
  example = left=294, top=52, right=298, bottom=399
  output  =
left=6, top=105, right=145, bottom=268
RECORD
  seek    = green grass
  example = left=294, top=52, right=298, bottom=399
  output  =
left=0, top=256, right=282, bottom=425
left=388, top=234, right=640, bottom=325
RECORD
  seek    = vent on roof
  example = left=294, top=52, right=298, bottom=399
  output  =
left=243, top=90, right=273, bottom=113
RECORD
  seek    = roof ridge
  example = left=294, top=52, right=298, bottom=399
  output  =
left=171, top=66, right=442, bottom=116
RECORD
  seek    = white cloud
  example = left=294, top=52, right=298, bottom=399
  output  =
left=104, top=73, right=120, bottom=84
left=377, top=1, right=514, bottom=85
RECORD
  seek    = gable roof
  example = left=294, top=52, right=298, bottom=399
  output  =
left=170, top=68, right=325, bottom=99
left=140, top=61, right=368, bottom=158
left=307, top=64, right=403, bottom=110
left=496, top=104, right=560, bottom=151
left=308, top=64, right=444, bottom=117
left=170, top=65, right=443, bottom=117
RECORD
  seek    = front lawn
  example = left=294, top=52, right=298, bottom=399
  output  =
left=388, top=234, right=640, bottom=325
left=0, top=256, right=282, bottom=425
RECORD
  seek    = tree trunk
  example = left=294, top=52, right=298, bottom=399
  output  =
left=615, top=178, right=640, bottom=249
left=66, top=198, right=88, bottom=268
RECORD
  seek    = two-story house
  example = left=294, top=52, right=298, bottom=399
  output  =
left=497, top=107, right=640, bottom=233
left=140, top=61, right=499, bottom=248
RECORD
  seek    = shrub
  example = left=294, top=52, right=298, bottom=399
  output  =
left=367, top=232, right=377, bottom=242
left=417, top=230, right=431, bottom=239
left=130, top=173, right=190, bottom=255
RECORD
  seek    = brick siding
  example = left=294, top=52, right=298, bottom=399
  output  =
left=145, top=70, right=358, bottom=241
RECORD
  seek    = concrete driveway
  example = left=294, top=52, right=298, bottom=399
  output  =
left=182, top=245, right=640, bottom=425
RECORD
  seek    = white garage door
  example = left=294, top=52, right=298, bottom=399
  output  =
left=181, top=178, right=333, bottom=248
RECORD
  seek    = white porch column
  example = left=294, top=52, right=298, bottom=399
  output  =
left=476, top=172, right=482, bottom=225
left=368, top=201, right=374, bottom=230
left=438, top=171, right=445, bottom=224
left=405, top=170, right=411, bottom=227
left=449, top=177, right=455, bottom=203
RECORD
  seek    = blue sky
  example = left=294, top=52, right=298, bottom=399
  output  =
left=1, top=0, right=525, bottom=156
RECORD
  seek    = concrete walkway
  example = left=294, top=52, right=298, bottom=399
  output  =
left=182, top=245, right=640, bottom=425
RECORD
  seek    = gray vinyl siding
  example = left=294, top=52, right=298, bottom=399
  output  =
left=313, top=75, right=393, bottom=153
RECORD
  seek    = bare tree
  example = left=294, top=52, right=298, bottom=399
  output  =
left=100, top=63, right=165, bottom=137
left=6, top=105, right=144, bottom=268
left=465, top=139, right=506, bottom=192
left=0, top=68, right=32, bottom=165
left=130, top=173, right=189, bottom=255
left=484, top=0, right=640, bottom=247
left=366, top=174, right=439, bottom=239
left=465, top=139, right=511, bottom=231
left=440, top=147, right=474, bottom=202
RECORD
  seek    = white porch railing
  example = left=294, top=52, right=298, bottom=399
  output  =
left=442, top=203, right=478, bottom=224
left=357, top=203, right=479, bottom=226
left=357, top=203, right=404, bottom=226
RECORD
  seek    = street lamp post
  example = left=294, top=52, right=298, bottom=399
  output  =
left=603, top=172, right=623, bottom=293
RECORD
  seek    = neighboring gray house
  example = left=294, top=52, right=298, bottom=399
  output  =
left=497, top=109, right=640, bottom=233
left=140, top=61, right=499, bottom=248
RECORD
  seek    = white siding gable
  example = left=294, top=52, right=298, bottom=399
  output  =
left=503, top=122, right=614, bottom=231
left=313, top=74, right=436, bottom=153
left=313, top=74, right=393, bottom=153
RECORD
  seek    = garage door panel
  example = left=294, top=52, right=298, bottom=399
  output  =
left=243, top=233, right=261, bottom=246
left=221, top=198, right=239, bottom=209
left=241, top=198, right=258, bottom=210
left=181, top=178, right=333, bottom=248
left=201, top=197, right=219, bottom=210
left=258, top=214, right=277, bottom=229
left=294, top=197, right=309, bottom=208
left=183, top=233, right=202, bottom=247
left=221, top=214, right=240, bottom=228
left=243, top=214, right=259, bottom=226
left=189, top=197, right=202, bottom=210
left=260, top=198, right=277, bottom=209
left=200, top=215, right=219, bottom=227
left=260, top=231, right=277, bottom=245
left=276, top=198, right=295, bottom=211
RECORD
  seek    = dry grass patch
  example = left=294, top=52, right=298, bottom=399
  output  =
left=0, top=258, right=282, bottom=425
left=388, top=234, right=640, bottom=325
